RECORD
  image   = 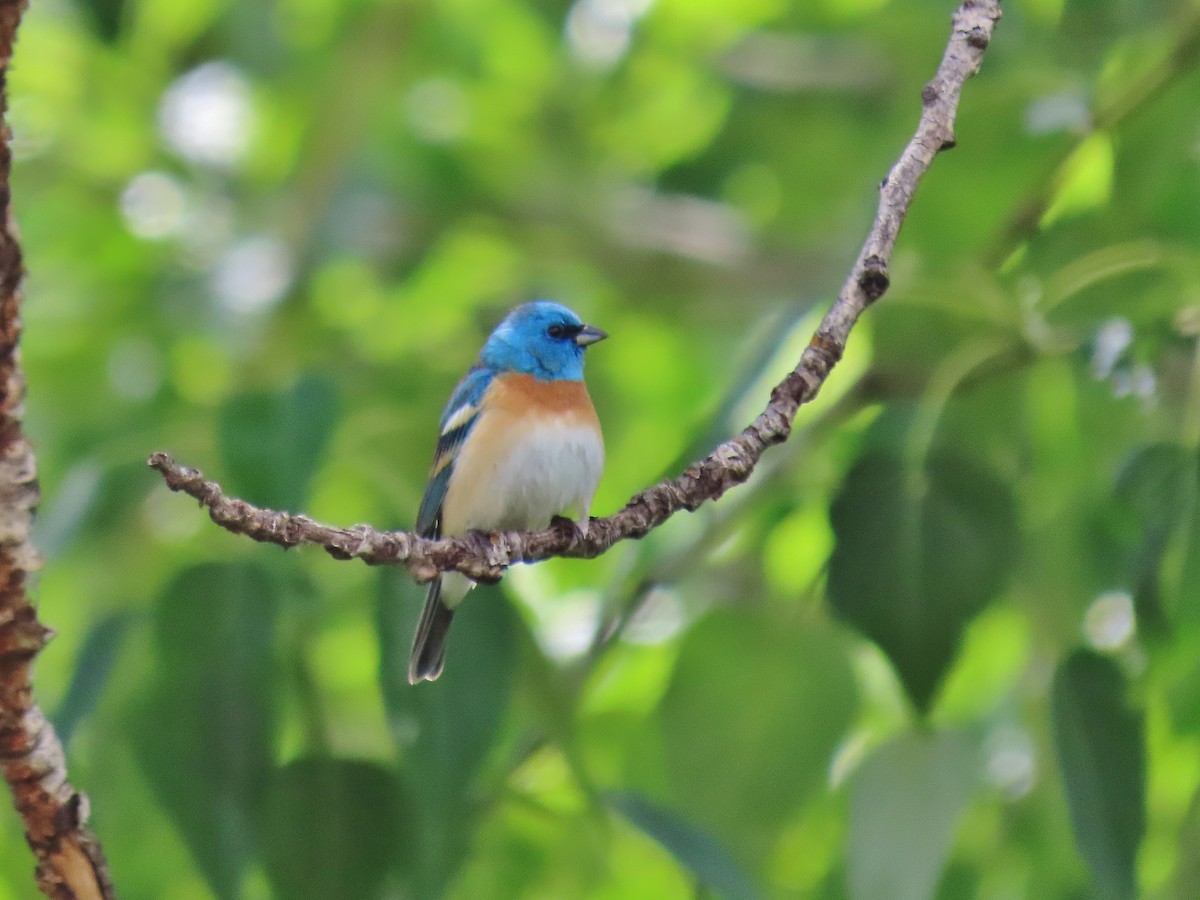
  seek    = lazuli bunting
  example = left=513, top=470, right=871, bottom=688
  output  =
left=408, top=301, right=607, bottom=683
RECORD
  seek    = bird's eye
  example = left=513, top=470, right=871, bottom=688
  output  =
left=547, top=324, right=566, bottom=339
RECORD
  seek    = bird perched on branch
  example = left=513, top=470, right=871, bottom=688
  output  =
left=408, top=301, right=607, bottom=683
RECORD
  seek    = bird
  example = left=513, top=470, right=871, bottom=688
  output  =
left=407, top=300, right=607, bottom=683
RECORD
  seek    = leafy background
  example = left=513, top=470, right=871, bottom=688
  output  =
left=2, top=0, right=1199, bottom=897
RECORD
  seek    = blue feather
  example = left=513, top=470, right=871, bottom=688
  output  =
left=480, top=301, right=589, bottom=382
left=415, top=301, right=604, bottom=536
left=415, top=365, right=495, bottom=536
left=409, top=300, right=607, bottom=683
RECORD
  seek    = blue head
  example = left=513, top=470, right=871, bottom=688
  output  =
left=479, top=301, right=607, bottom=381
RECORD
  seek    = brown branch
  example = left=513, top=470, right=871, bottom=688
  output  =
left=149, top=0, right=1002, bottom=585
left=0, top=3, right=116, bottom=898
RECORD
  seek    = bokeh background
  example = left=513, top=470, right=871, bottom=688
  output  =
left=2, top=0, right=1199, bottom=897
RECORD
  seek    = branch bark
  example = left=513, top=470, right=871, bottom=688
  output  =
left=149, top=0, right=1002, bottom=585
left=0, top=3, right=116, bottom=898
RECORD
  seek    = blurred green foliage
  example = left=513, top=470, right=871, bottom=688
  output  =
left=3, top=0, right=1200, bottom=897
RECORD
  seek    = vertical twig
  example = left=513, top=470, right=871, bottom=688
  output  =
left=0, top=2, right=116, bottom=897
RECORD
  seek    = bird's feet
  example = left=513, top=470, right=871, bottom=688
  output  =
left=549, top=514, right=587, bottom=541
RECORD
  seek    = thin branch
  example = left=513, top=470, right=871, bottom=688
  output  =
left=149, top=0, right=1002, bottom=585
left=0, top=2, right=116, bottom=897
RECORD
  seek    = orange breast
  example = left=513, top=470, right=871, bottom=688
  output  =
left=438, top=372, right=603, bottom=535
left=487, top=373, right=600, bottom=427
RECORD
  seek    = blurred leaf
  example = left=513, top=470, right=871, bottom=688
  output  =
left=1170, top=461, right=1200, bottom=632
left=74, top=0, right=126, bottom=42
left=1041, top=131, right=1115, bottom=228
left=40, top=459, right=159, bottom=555
left=658, top=611, right=857, bottom=862
left=1113, top=444, right=1193, bottom=542
left=259, top=758, right=406, bottom=900
left=1051, top=650, right=1145, bottom=900
left=1101, top=442, right=1194, bottom=631
left=847, top=730, right=977, bottom=900
left=377, top=569, right=518, bottom=788
left=933, top=605, right=1031, bottom=724
left=17, top=0, right=1200, bottom=896
left=218, top=373, right=339, bottom=511
left=128, top=563, right=279, bottom=900
left=1165, top=642, right=1200, bottom=735
left=667, top=303, right=810, bottom=473
left=53, top=609, right=135, bottom=746
left=376, top=568, right=517, bottom=896
left=34, top=459, right=103, bottom=559
left=1173, top=786, right=1200, bottom=899
left=608, top=791, right=761, bottom=900
left=828, top=449, right=1019, bottom=711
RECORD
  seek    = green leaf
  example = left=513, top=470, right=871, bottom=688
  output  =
left=1172, top=786, right=1200, bottom=899
left=1113, top=443, right=1192, bottom=531
left=377, top=569, right=518, bottom=787
left=1100, top=442, right=1194, bottom=631
left=1051, top=650, right=1146, bottom=900
left=78, top=0, right=127, bottom=42
left=34, top=460, right=103, bottom=559
left=847, top=731, right=977, bottom=900
left=259, top=758, right=407, bottom=900
left=828, top=450, right=1019, bottom=711
left=1041, top=131, right=1115, bottom=227
left=376, top=568, right=518, bottom=896
left=1113, top=444, right=1190, bottom=535
left=1168, top=461, right=1200, bottom=632
left=127, top=563, right=279, bottom=900
left=53, top=610, right=135, bottom=747
left=658, top=610, right=857, bottom=862
left=607, top=791, right=761, bottom=900
left=217, top=373, right=339, bottom=511
left=40, top=459, right=160, bottom=557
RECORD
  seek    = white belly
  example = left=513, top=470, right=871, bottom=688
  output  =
left=442, top=418, right=604, bottom=535
left=487, top=423, right=603, bottom=530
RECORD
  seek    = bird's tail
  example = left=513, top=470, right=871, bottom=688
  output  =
left=408, top=576, right=455, bottom=683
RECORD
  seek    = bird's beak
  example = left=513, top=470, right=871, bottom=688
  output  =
left=575, top=324, right=608, bottom=346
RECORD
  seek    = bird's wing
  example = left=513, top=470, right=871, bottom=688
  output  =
left=415, top=366, right=495, bottom=538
